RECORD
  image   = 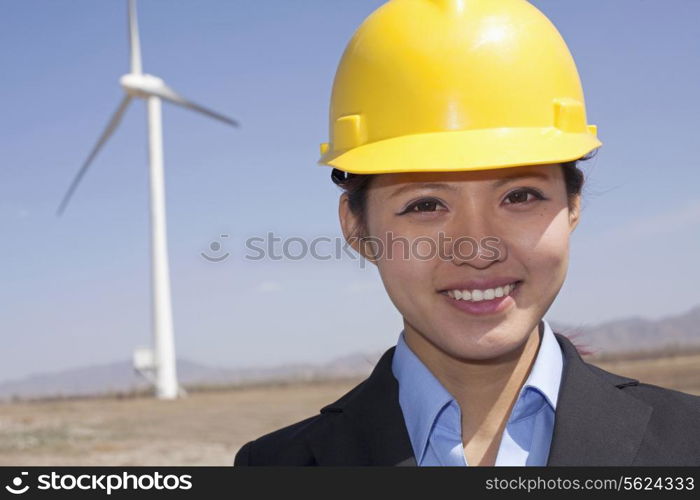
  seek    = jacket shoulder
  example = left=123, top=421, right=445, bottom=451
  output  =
left=233, top=414, right=327, bottom=466
left=585, top=362, right=700, bottom=463
left=558, top=333, right=700, bottom=422
left=626, top=382, right=700, bottom=463
left=586, top=362, right=700, bottom=413
left=625, top=381, right=700, bottom=410
left=233, top=379, right=368, bottom=466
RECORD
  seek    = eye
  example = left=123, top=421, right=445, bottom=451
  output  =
left=503, top=188, right=546, bottom=205
left=397, top=198, right=446, bottom=215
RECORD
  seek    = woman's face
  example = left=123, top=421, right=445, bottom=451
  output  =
left=339, top=163, right=580, bottom=362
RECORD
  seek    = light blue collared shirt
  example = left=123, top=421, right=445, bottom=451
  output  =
left=391, top=319, right=563, bottom=466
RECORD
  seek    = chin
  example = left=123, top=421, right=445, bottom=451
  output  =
left=436, top=319, right=537, bottom=362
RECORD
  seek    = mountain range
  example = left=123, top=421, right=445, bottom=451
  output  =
left=1, top=305, right=698, bottom=401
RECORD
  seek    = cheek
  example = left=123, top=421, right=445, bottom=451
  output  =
left=515, top=209, right=572, bottom=283
left=371, top=230, right=439, bottom=314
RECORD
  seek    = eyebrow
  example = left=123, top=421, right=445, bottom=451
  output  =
left=492, top=171, right=552, bottom=188
left=388, top=172, right=552, bottom=198
left=389, top=183, right=459, bottom=199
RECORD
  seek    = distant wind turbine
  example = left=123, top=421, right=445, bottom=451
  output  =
left=56, top=0, right=239, bottom=400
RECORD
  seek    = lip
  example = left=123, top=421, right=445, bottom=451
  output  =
left=438, top=277, right=522, bottom=292
left=441, top=281, right=521, bottom=316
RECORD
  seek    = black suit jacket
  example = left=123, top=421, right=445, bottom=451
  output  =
left=234, top=333, right=700, bottom=466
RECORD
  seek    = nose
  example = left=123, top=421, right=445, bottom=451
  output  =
left=442, top=209, right=507, bottom=269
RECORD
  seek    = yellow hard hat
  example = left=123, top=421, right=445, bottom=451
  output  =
left=319, top=0, right=601, bottom=174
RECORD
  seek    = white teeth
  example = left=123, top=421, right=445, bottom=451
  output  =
left=445, top=282, right=518, bottom=302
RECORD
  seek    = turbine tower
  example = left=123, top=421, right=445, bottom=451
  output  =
left=56, top=0, right=238, bottom=399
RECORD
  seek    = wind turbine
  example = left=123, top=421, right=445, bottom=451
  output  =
left=56, top=0, right=239, bottom=400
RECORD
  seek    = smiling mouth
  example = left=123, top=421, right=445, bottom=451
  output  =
left=440, top=281, right=522, bottom=302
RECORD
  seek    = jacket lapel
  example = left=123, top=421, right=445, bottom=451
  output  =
left=315, top=332, right=653, bottom=466
left=547, top=333, right=653, bottom=465
left=317, top=347, right=417, bottom=466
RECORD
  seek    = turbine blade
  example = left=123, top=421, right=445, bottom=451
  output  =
left=151, top=83, right=239, bottom=127
left=128, top=0, right=142, bottom=74
left=56, top=96, right=132, bottom=216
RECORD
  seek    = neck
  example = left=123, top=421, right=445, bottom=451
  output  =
left=403, top=321, right=542, bottom=460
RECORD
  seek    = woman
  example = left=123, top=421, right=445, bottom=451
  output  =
left=235, top=0, right=700, bottom=466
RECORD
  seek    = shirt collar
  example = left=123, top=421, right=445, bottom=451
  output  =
left=391, top=319, right=563, bottom=463
left=521, top=318, right=563, bottom=410
left=391, top=329, right=454, bottom=463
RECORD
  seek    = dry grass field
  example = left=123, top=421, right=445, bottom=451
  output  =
left=1, top=354, right=699, bottom=466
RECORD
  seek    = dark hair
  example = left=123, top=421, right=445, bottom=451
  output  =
left=332, top=151, right=597, bottom=239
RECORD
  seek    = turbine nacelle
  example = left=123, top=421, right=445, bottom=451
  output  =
left=120, top=73, right=167, bottom=99
left=118, top=72, right=239, bottom=127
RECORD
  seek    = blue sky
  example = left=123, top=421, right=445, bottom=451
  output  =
left=1, top=0, right=699, bottom=382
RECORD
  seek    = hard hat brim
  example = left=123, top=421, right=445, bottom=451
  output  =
left=319, top=127, right=601, bottom=174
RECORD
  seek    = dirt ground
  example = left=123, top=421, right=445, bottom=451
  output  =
left=2, top=355, right=699, bottom=466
